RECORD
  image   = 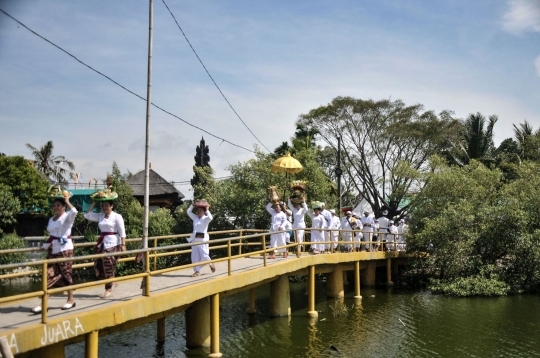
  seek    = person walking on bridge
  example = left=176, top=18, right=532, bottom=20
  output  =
left=360, top=211, right=375, bottom=251
left=85, top=200, right=127, bottom=297
left=307, top=202, right=325, bottom=254
left=329, top=209, right=340, bottom=252
left=32, top=195, right=77, bottom=314
left=320, top=203, right=332, bottom=254
left=288, top=198, right=308, bottom=252
left=186, top=201, right=216, bottom=277
left=340, top=211, right=357, bottom=252
left=266, top=201, right=288, bottom=259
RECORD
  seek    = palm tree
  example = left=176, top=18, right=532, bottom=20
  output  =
left=446, top=113, right=498, bottom=166
left=513, top=120, right=540, bottom=161
left=26, top=141, right=75, bottom=184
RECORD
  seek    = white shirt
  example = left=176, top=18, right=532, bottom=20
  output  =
left=288, top=199, right=308, bottom=228
left=320, top=209, right=332, bottom=229
left=330, top=216, right=341, bottom=229
left=266, top=203, right=287, bottom=232
left=341, top=216, right=357, bottom=230
left=360, top=216, right=375, bottom=231
left=389, top=224, right=399, bottom=237
left=398, top=223, right=409, bottom=240
left=307, top=211, right=325, bottom=229
left=378, top=216, right=390, bottom=229
left=187, top=205, right=213, bottom=242
left=44, top=208, right=77, bottom=254
left=84, top=211, right=126, bottom=249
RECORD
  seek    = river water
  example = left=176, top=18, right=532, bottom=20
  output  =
left=3, top=279, right=540, bottom=357
left=0, top=281, right=540, bottom=358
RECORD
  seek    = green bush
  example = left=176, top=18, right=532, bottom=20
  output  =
left=0, top=233, right=28, bottom=274
left=0, top=184, right=21, bottom=235
left=429, top=276, right=510, bottom=297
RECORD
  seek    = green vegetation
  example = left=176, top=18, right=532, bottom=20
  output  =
left=26, top=140, right=75, bottom=184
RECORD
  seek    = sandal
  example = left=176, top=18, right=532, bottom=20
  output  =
left=210, top=264, right=216, bottom=273
left=100, top=290, right=113, bottom=299
left=31, top=306, right=47, bottom=314
left=191, top=272, right=201, bottom=277
left=61, top=302, right=76, bottom=310
left=283, top=253, right=288, bottom=258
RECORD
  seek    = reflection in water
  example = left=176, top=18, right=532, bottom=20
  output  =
left=1, top=279, right=536, bottom=358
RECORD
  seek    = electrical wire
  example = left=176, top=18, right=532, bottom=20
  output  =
left=0, top=8, right=255, bottom=154
left=160, top=0, right=271, bottom=153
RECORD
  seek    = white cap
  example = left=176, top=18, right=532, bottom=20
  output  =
left=352, top=212, right=357, bottom=216
left=346, top=211, right=352, bottom=215
left=389, top=220, right=394, bottom=224
left=329, top=209, right=336, bottom=214
left=364, top=210, right=369, bottom=214
left=400, top=219, right=405, bottom=223
left=321, top=202, right=325, bottom=207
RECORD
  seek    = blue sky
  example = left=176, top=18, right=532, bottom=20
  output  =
left=1, top=0, right=539, bottom=198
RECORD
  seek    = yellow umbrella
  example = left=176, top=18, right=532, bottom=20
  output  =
left=271, top=152, right=303, bottom=199
left=271, top=152, right=303, bottom=174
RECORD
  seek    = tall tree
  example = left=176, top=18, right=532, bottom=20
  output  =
left=445, top=113, right=498, bottom=167
left=190, top=137, right=211, bottom=196
left=513, top=120, right=540, bottom=162
left=297, top=96, right=459, bottom=218
left=25, top=140, right=75, bottom=184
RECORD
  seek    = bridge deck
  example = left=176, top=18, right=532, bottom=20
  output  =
left=0, top=251, right=407, bottom=356
left=0, top=255, right=280, bottom=330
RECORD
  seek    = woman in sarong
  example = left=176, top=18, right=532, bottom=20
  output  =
left=31, top=196, right=77, bottom=313
left=186, top=202, right=216, bottom=277
left=85, top=200, right=126, bottom=298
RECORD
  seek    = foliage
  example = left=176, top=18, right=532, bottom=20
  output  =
left=0, top=233, right=28, bottom=274
left=297, top=96, right=459, bottom=218
left=0, top=184, right=21, bottom=235
left=444, top=113, right=498, bottom=167
left=0, top=156, right=50, bottom=213
left=26, top=140, right=75, bottom=184
left=407, top=159, right=540, bottom=296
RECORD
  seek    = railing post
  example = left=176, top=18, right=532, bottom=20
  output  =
left=153, top=238, right=158, bottom=271
left=238, top=230, right=243, bottom=255
left=263, top=235, right=267, bottom=267
left=41, top=262, right=48, bottom=324
left=144, top=251, right=151, bottom=296
left=227, top=240, right=232, bottom=276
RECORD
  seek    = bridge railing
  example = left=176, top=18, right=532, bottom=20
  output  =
left=0, top=228, right=406, bottom=324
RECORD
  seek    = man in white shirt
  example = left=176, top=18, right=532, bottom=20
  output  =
left=377, top=209, right=390, bottom=251
left=387, top=220, right=399, bottom=251
left=329, top=209, right=341, bottom=252
left=397, top=219, right=409, bottom=251
left=340, top=211, right=356, bottom=252
left=320, top=203, right=333, bottom=253
left=359, top=210, right=375, bottom=251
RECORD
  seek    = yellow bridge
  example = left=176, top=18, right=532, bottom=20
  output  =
left=0, top=229, right=408, bottom=358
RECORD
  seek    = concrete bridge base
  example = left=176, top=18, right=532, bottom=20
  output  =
left=270, top=275, right=291, bottom=317
left=186, top=298, right=211, bottom=348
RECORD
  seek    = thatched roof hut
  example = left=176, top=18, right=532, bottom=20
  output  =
left=127, top=168, right=185, bottom=209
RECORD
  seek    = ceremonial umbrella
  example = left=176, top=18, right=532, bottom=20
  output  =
left=271, top=152, right=303, bottom=199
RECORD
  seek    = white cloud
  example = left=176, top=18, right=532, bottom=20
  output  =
left=535, top=55, right=540, bottom=77
left=502, top=0, right=540, bottom=34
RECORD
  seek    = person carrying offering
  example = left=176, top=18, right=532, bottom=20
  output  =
left=32, top=191, right=77, bottom=313
left=307, top=201, right=325, bottom=254
left=186, top=199, right=216, bottom=277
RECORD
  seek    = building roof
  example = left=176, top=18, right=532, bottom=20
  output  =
left=127, top=169, right=185, bottom=199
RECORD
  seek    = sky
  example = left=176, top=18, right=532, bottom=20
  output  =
left=1, top=0, right=540, bottom=198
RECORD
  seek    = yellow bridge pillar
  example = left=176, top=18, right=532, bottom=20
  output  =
left=354, top=261, right=362, bottom=300
left=208, top=293, right=222, bottom=358
left=361, top=261, right=376, bottom=286
left=270, top=275, right=291, bottom=316
left=85, top=330, right=98, bottom=358
left=32, top=342, right=65, bottom=358
left=246, top=288, right=256, bottom=314
left=386, top=258, right=394, bottom=286
left=186, top=298, right=211, bottom=348
left=157, top=317, right=166, bottom=343
left=327, top=264, right=344, bottom=298
left=307, top=266, right=318, bottom=318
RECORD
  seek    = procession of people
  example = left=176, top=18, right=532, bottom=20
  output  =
left=32, top=180, right=408, bottom=314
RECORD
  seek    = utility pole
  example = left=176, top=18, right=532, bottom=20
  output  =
left=335, top=137, right=342, bottom=216
left=142, top=0, right=153, bottom=295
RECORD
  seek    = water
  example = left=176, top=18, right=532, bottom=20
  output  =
left=23, top=280, right=534, bottom=357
